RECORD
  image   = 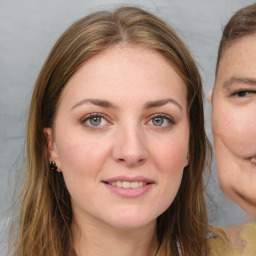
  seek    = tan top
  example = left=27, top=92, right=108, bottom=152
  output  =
left=158, top=224, right=254, bottom=255
left=208, top=225, right=232, bottom=256
left=225, top=223, right=256, bottom=256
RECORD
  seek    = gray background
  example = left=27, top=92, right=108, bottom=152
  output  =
left=0, top=0, right=254, bottom=226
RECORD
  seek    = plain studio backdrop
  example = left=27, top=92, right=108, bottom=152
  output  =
left=0, top=0, right=254, bottom=228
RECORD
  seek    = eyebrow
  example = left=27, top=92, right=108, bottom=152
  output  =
left=71, top=98, right=183, bottom=111
left=223, top=77, right=256, bottom=88
left=71, top=98, right=118, bottom=110
left=144, top=98, right=183, bottom=110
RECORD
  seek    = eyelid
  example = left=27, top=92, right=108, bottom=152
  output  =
left=230, top=89, right=256, bottom=97
left=146, top=113, right=176, bottom=127
left=80, top=113, right=112, bottom=128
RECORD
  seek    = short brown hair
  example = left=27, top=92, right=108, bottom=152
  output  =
left=216, top=3, right=256, bottom=75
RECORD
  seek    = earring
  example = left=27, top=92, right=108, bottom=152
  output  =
left=50, top=161, right=58, bottom=171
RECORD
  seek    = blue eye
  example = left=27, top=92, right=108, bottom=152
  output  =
left=152, top=116, right=164, bottom=126
left=148, top=114, right=175, bottom=128
left=81, top=113, right=108, bottom=128
left=88, top=116, right=102, bottom=126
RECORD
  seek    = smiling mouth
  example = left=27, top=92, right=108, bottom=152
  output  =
left=245, top=156, right=256, bottom=165
left=103, top=181, right=153, bottom=189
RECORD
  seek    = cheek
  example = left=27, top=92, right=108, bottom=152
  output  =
left=213, top=104, right=256, bottom=155
left=56, top=133, right=111, bottom=176
left=145, top=135, right=187, bottom=213
left=55, top=135, right=112, bottom=202
left=149, top=131, right=189, bottom=175
left=157, top=139, right=186, bottom=204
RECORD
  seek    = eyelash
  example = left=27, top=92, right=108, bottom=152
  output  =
left=81, top=113, right=110, bottom=129
left=231, top=90, right=256, bottom=97
left=146, top=114, right=175, bottom=128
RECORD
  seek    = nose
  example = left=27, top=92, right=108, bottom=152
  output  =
left=112, top=125, right=148, bottom=167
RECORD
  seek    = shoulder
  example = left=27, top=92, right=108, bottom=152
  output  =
left=239, top=222, right=256, bottom=238
left=207, top=225, right=232, bottom=256
left=225, top=222, right=256, bottom=256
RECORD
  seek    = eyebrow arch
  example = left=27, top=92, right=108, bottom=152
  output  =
left=144, top=98, right=182, bottom=110
left=71, top=98, right=182, bottom=111
left=224, top=77, right=256, bottom=88
left=71, top=98, right=118, bottom=111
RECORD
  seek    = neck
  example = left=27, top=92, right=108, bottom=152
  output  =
left=72, top=216, right=159, bottom=256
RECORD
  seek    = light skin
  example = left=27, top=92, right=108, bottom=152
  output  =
left=211, top=35, right=256, bottom=218
left=45, top=45, right=189, bottom=256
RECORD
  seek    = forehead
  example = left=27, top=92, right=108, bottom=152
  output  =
left=214, top=35, right=256, bottom=90
left=217, top=35, right=256, bottom=77
left=59, top=45, right=187, bottom=106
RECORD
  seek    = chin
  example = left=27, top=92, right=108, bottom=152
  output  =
left=105, top=211, right=157, bottom=230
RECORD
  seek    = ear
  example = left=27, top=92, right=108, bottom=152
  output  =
left=206, top=91, right=212, bottom=103
left=184, top=152, right=190, bottom=167
left=44, top=128, right=61, bottom=172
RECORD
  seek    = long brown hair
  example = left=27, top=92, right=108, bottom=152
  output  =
left=10, top=6, right=211, bottom=256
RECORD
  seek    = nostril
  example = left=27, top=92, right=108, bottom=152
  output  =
left=116, top=156, right=146, bottom=166
left=113, top=141, right=148, bottom=166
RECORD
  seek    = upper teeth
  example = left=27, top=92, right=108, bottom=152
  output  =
left=107, top=181, right=147, bottom=188
left=251, top=157, right=256, bottom=165
left=246, top=157, right=256, bottom=165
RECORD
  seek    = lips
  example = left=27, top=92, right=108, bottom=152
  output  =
left=102, top=176, right=155, bottom=197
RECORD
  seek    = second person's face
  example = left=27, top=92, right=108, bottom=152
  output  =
left=46, top=45, right=190, bottom=230
left=212, top=35, right=256, bottom=217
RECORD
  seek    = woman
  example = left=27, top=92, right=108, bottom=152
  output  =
left=9, top=6, right=229, bottom=256
left=211, top=3, right=256, bottom=255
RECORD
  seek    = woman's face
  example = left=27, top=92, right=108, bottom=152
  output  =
left=212, top=35, right=256, bottom=217
left=45, top=45, right=189, bottom=229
